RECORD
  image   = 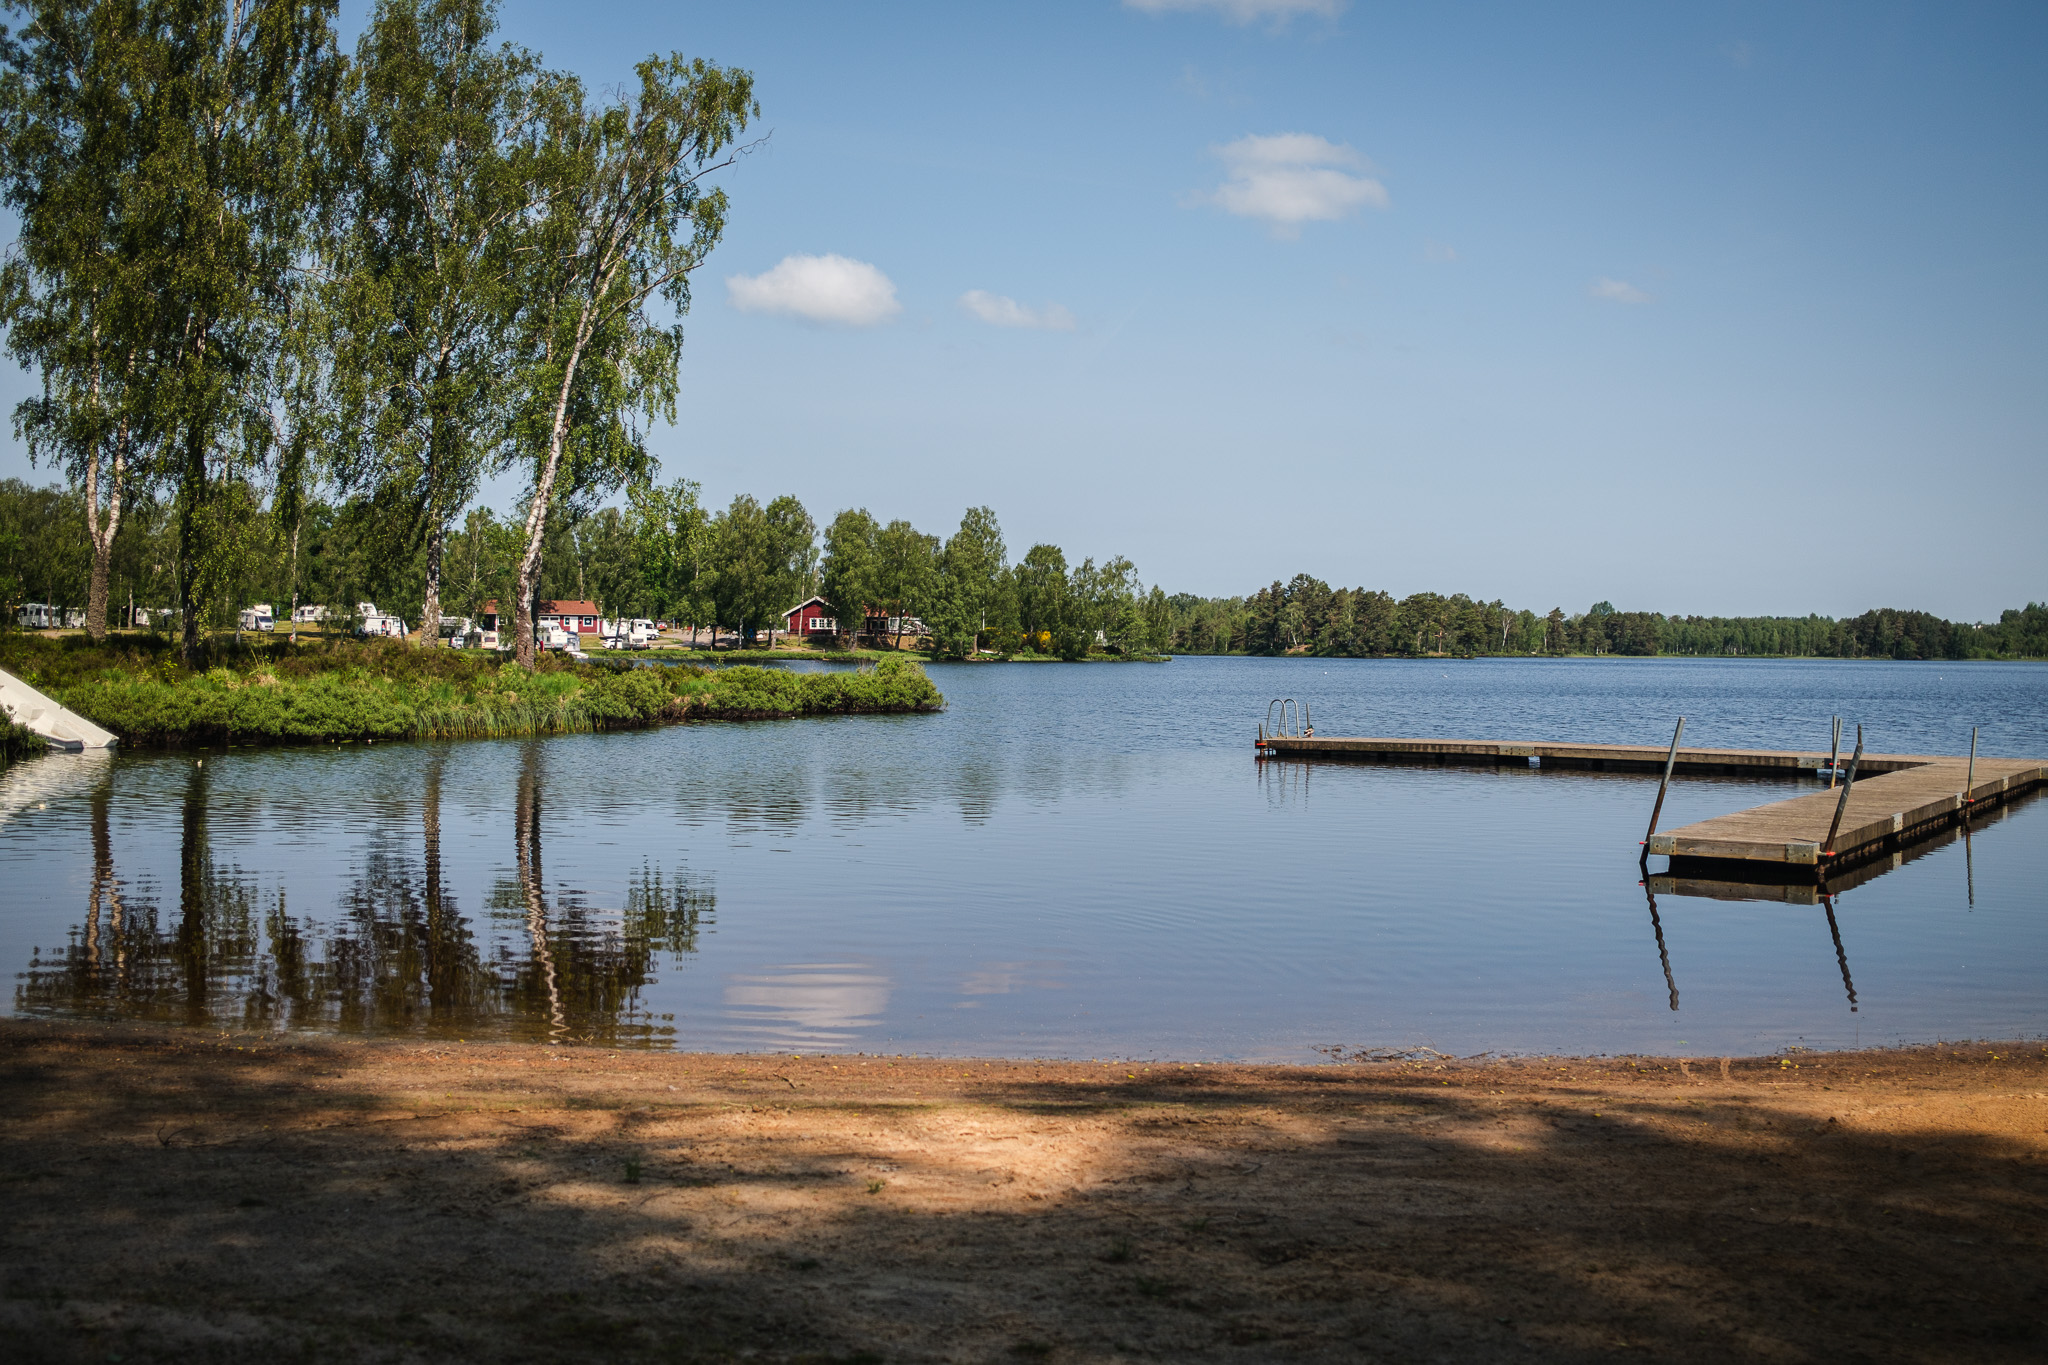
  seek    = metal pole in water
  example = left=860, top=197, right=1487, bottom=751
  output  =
left=1829, top=716, right=1840, bottom=788
left=1822, top=894, right=1858, bottom=1012
left=1965, top=824, right=1975, bottom=908
left=1641, top=717, right=1686, bottom=862
left=1823, top=725, right=1865, bottom=859
left=1962, top=725, right=1978, bottom=808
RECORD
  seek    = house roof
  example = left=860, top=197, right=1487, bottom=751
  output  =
left=783, top=595, right=832, bottom=616
left=481, top=599, right=601, bottom=617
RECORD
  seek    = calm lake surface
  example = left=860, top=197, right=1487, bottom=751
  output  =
left=4, top=656, right=2044, bottom=1060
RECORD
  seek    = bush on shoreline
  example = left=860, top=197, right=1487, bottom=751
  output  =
left=0, top=634, right=942, bottom=748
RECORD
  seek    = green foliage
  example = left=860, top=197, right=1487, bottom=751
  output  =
left=626, top=476, right=708, bottom=625
left=0, top=715, right=42, bottom=761
left=1171, top=577, right=2048, bottom=660
left=0, top=632, right=940, bottom=747
left=324, top=0, right=545, bottom=633
left=820, top=506, right=880, bottom=644
left=703, top=492, right=815, bottom=641
left=502, top=50, right=756, bottom=664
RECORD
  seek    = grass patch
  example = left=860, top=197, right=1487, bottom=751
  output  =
left=0, top=633, right=942, bottom=748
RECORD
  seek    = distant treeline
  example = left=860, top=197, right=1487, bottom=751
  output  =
left=1163, top=575, right=2048, bottom=661
left=5, top=480, right=2040, bottom=662
left=0, top=477, right=1171, bottom=658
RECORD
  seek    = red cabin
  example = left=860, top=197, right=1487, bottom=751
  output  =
left=783, top=596, right=837, bottom=637
left=481, top=599, right=603, bottom=638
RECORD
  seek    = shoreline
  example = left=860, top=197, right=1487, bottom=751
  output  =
left=0, top=636, right=944, bottom=749
left=4, top=1018, right=2041, bottom=1362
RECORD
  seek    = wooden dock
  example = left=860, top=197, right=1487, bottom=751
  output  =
left=1256, top=734, right=2047, bottom=875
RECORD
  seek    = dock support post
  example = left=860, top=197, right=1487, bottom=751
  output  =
left=1829, top=716, right=1840, bottom=788
left=1962, top=726, right=1978, bottom=808
left=1822, top=725, right=1865, bottom=859
left=1640, top=717, right=1686, bottom=866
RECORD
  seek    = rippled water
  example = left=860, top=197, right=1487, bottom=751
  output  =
left=3, top=656, right=2043, bottom=1059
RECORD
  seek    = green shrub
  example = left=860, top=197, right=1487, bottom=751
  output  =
left=0, top=634, right=941, bottom=748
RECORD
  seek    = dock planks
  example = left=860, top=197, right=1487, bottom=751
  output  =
left=1256, top=734, right=2046, bottom=873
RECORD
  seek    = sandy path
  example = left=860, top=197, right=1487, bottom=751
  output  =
left=3, top=1021, right=2044, bottom=1363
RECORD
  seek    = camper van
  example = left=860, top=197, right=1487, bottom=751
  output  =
left=600, top=618, right=658, bottom=649
left=238, top=603, right=276, bottom=632
left=437, top=616, right=477, bottom=647
left=15, top=602, right=56, bottom=629
left=293, top=604, right=328, bottom=625
left=355, top=602, right=407, bottom=639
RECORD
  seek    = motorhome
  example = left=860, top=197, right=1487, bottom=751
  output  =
left=293, top=604, right=329, bottom=625
left=437, top=615, right=477, bottom=647
left=14, top=603, right=56, bottom=629
left=601, top=618, right=658, bottom=649
left=238, top=603, right=276, bottom=632
left=356, top=602, right=407, bottom=639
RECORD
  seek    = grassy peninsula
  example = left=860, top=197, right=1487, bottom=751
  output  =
left=0, top=634, right=942, bottom=748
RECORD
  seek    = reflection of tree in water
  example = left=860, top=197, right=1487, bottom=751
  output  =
left=18, top=762, right=270, bottom=1031
left=18, top=746, right=714, bottom=1044
left=254, top=752, right=503, bottom=1035
left=490, top=742, right=713, bottom=1044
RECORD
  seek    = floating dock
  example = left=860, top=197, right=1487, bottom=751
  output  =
left=1255, top=734, right=2046, bottom=876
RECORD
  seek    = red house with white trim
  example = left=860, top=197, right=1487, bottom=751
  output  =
left=481, top=599, right=603, bottom=639
left=784, top=596, right=837, bottom=637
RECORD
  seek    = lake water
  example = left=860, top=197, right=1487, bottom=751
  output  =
left=3, top=656, right=2043, bottom=1060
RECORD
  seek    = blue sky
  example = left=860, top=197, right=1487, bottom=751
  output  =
left=4, top=1, right=2044, bottom=619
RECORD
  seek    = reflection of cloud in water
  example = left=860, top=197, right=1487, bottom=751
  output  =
left=959, top=961, right=1066, bottom=996
left=722, top=962, right=890, bottom=1047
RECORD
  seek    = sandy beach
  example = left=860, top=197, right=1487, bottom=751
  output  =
left=2, top=1021, right=2043, bottom=1363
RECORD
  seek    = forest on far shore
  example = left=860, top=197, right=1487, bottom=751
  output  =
left=3, top=479, right=2041, bottom=661
left=1163, top=575, right=2048, bottom=661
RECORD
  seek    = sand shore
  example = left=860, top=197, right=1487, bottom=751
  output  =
left=3, top=1021, right=2043, bottom=1362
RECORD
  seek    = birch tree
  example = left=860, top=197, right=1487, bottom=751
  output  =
left=504, top=53, right=755, bottom=667
left=132, top=0, right=339, bottom=663
left=327, top=0, right=539, bottom=643
left=0, top=0, right=161, bottom=639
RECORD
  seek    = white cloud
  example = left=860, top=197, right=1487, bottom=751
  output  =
left=959, top=290, right=1076, bottom=331
left=1203, top=133, right=1387, bottom=236
left=726, top=253, right=900, bottom=326
left=1126, top=0, right=1346, bottom=24
left=1423, top=239, right=1458, bottom=263
left=1589, top=277, right=1652, bottom=304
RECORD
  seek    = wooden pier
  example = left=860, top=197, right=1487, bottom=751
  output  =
left=1256, top=734, right=2046, bottom=875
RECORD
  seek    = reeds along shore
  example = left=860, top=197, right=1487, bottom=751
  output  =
left=0, top=635, right=943, bottom=748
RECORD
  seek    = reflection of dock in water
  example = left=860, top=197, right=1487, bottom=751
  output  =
left=1257, top=733, right=2045, bottom=881
left=1642, top=881, right=1861, bottom=1016
left=1637, top=785, right=2043, bottom=1015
